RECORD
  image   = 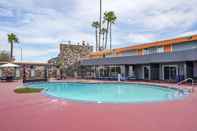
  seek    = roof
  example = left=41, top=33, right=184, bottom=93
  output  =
left=89, top=34, right=197, bottom=57
left=0, top=61, right=50, bottom=66
left=15, top=61, right=50, bottom=66
left=81, top=48, right=197, bottom=66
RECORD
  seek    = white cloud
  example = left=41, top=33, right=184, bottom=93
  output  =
left=127, top=33, right=156, bottom=44
left=0, top=8, right=13, bottom=17
left=15, top=48, right=57, bottom=57
left=179, top=30, right=197, bottom=37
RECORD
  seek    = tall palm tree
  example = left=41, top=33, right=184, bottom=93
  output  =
left=8, top=33, right=19, bottom=60
left=103, top=11, right=117, bottom=50
left=99, top=0, right=102, bottom=51
left=101, top=28, right=107, bottom=50
left=92, top=21, right=100, bottom=51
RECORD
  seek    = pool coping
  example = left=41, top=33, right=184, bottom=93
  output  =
left=24, top=81, right=192, bottom=105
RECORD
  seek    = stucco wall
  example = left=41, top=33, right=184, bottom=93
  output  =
left=193, top=61, right=197, bottom=77
left=134, top=65, right=143, bottom=79
left=119, top=51, right=138, bottom=57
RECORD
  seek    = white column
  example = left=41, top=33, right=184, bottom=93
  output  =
left=0, top=69, right=2, bottom=77
left=129, top=66, right=134, bottom=77
left=120, top=65, right=126, bottom=78
left=31, top=68, right=35, bottom=77
left=16, top=68, right=20, bottom=78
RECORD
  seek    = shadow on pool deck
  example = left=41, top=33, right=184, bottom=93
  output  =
left=0, top=80, right=197, bottom=131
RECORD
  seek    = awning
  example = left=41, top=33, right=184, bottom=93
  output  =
left=0, top=63, right=20, bottom=68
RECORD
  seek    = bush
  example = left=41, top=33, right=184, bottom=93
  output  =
left=14, top=87, right=43, bottom=94
left=0, top=51, right=10, bottom=61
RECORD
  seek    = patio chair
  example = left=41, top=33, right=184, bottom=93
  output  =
left=128, top=76, right=136, bottom=80
left=0, top=76, right=7, bottom=81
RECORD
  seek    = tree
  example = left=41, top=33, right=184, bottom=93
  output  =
left=103, top=11, right=117, bottom=50
left=101, top=28, right=107, bottom=50
left=8, top=33, right=19, bottom=60
left=92, top=21, right=100, bottom=51
left=0, top=51, right=10, bottom=61
left=99, top=0, right=102, bottom=52
left=56, top=59, right=65, bottom=79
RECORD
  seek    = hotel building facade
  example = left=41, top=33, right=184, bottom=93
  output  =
left=80, top=35, right=197, bottom=82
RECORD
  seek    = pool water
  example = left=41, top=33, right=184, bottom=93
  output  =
left=28, top=82, right=187, bottom=103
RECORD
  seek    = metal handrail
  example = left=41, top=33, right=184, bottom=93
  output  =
left=177, top=78, right=194, bottom=92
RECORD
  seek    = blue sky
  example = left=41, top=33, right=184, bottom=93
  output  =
left=0, top=0, right=197, bottom=62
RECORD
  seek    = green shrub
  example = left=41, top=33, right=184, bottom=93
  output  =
left=14, top=87, right=43, bottom=94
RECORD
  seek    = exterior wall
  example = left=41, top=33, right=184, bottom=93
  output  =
left=120, top=65, right=126, bottom=77
left=81, top=36, right=197, bottom=81
left=132, top=63, right=186, bottom=81
left=137, top=49, right=144, bottom=56
left=87, top=35, right=197, bottom=59
left=23, top=65, right=46, bottom=81
left=159, top=64, right=163, bottom=80
left=150, top=64, right=160, bottom=80
left=164, top=45, right=172, bottom=53
left=0, top=67, right=21, bottom=79
left=172, top=41, right=197, bottom=52
left=0, top=63, right=49, bottom=82
left=119, top=50, right=138, bottom=57
left=193, top=61, right=197, bottom=77
left=60, top=44, right=93, bottom=61
left=160, top=62, right=185, bottom=81
left=134, top=65, right=143, bottom=79
left=49, top=43, right=93, bottom=77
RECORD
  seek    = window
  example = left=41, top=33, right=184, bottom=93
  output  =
left=158, top=47, right=164, bottom=53
left=144, top=46, right=164, bottom=55
left=31, top=69, right=35, bottom=77
left=0, top=69, right=2, bottom=77
left=163, top=65, right=177, bottom=81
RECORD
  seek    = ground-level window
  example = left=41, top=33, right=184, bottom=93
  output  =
left=163, top=66, right=177, bottom=81
left=97, top=66, right=121, bottom=78
left=143, top=66, right=150, bottom=80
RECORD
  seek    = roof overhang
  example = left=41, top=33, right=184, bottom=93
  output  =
left=80, top=48, right=197, bottom=66
left=0, top=61, right=51, bottom=66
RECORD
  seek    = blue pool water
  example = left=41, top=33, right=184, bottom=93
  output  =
left=27, top=82, right=187, bottom=103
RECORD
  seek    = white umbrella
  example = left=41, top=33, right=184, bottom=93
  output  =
left=0, top=63, right=20, bottom=68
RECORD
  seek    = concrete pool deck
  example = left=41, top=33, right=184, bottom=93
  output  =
left=0, top=80, right=197, bottom=131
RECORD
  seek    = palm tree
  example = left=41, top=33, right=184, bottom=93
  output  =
left=101, top=28, right=107, bottom=50
left=57, top=59, right=65, bottom=79
left=103, top=11, right=117, bottom=50
left=8, top=33, right=19, bottom=60
left=99, top=0, right=102, bottom=51
left=92, top=21, right=100, bottom=51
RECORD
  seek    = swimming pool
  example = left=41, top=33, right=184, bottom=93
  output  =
left=27, top=82, right=188, bottom=103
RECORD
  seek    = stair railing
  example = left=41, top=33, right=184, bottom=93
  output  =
left=177, top=78, right=194, bottom=92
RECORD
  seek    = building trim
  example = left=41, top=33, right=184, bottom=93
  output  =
left=89, top=34, right=197, bottom=58
left=81, top=48, right=197, bottom=66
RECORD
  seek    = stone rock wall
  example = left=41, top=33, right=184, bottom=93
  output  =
left=49, top=42, right=93, bottom=77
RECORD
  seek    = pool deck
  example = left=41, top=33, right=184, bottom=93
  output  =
left=0, top=80, right=197, bottom=131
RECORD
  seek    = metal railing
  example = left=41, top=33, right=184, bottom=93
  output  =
left=177, top=78, right=194, bottom=92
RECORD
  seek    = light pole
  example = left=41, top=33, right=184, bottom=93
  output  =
left=20, top=47, right=23, bottom=62
left=99, top=0, right=102, bottom=51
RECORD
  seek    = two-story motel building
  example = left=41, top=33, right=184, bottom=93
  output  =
left=80, top=35, right=197, bottom=82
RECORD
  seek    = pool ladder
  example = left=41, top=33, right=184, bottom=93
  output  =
left=176, top=78, right=194, bottom=92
